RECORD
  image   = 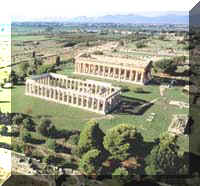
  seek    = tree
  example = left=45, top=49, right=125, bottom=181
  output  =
left=10, top=70, right=18, bottom=84
left=145, top=134, right=182, bottom=175
left=12, top=114, right=24, bottom=125
left=0, top=126, right=8, bottom=136
left=38, top=119, right=56, bottom=137
left=103, top=124, right=143, bottom=161
left=79, top=149, right=102, bottom=175
left=21, top=131, right=32, bottom=143
left=78, top=120, right=105, bottom=156
left=112, top=167, right=129, bottom=184
left=18, top=62, right=30, bottom=76
left=23, top=118, right=35, bottom=131
left=46, top=139, right=57, bottom=151
left=154, top=58, right=177, bottom=74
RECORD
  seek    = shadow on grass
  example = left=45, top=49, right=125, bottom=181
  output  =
left=151, top=76, right=188, bottom=87
left=113, top=96, right=154, bottom=116
left=56, top=144, right=71, bottom=154
left=0, top=101, right=10, bottom=103
left=30, top=138, right=46, bottom=145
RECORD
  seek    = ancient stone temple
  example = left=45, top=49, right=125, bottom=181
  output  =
left=74, top=54, right=153, bottom=85
left=25, top=73, right=121, bottom=114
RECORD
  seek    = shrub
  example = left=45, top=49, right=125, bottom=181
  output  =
left=79, top=149, right=102, bottom=175
left=68, top=134, right=80, bottom=145
left=134, top=87, right=144, bottom=93
left=0, top=126, right=8, bottom=136
left=136, top=41, right=146, bottom=48
left=23, top=118, right=35, bottom=131
left=38, top=119, right=57, bottom=137
left=78, top=120, right=105, bottom=156
left=21, top=131, right=32, bottom=143
left=154, top=59, right=177, bottom=74
left=11, top=143, right=24, bottom=153
left=103, top=124, right=144, bottom=161
left=12, top=114, right=24, bottom=125
left=119, top=85, right=129, bottom=92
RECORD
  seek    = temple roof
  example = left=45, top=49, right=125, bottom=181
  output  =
left=76, top=54, right=152, bottom=69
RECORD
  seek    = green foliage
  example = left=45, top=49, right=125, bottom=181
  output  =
left=135, top=41, right=146, bottom=48
left=38, top=119, right=57, bottom=137
left=154, top=58, right=177, bottom=74
left=0, top=126, right=8, bottom=136
left=68, top=134, right=80, bottom=145
left=79, top=149, right=102, bottom=175
left=36, top=64, right=55, bottom=74
left=46, top=139, right=57, bottom=151
left=11, top=143, right=24, bottom=153
left=21, top=131, right=32, bottom=143
left=23, top=118, right=35, bottom=131
left=12, top=114, right=24, bottom=125
left=78, top=120, right=105, bottom=156
left=103, top=124, right=143, bottom=161
left=112, top=167, right=129, bottom=184
left=145, top=134, right=183, bottom=175
left=18, top=62, right=30, bottom=75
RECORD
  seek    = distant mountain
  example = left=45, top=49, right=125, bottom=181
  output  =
left=67, top=14, right=189, bottom=24
left=12, top=11, right=189, bottom=24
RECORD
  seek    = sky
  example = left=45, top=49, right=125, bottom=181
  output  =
left=0, top=0, right=199, bottom=22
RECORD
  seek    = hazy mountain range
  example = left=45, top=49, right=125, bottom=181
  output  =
left=13, top=11, right=189, bottom=24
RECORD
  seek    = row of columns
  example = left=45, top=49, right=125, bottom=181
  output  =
left=35, top=75, right=115, bottom=97
left=25, top=81, right=121, bottom=114
left=75, top=62, right=146, bottom=84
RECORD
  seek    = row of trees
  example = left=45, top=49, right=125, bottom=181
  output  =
left=154, top=56, right=187, bottom=75
left=73, top=120, right=186, bottom=178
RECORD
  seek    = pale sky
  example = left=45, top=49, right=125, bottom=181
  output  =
left=0, top=0, right=199, bottom=22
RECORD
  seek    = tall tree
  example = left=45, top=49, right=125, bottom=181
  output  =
left=145, top=134, right=183, bottom=175
left=78, top=120, right=105, bottom=156
left=103, top=124, right=144, bottom=161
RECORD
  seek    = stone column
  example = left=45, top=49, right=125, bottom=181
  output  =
left=81, top=96, right=84, bottom=107
left=124, top=69, right=127, bottom=80
left=141, top=72, right=144, bottom=84
left=108, top=67, right=111, bottom=77
left=97, top=99, right=101, bottom=111
left=86, top=97, right=89, bottom=108
left=98, top=65, right=101, bottom=75
left=119, top=68, right=121, bottom=80
left=103, top=66, right=106, bottom=77
left=135, top=72, right=138, bottom=82
left=50, top=89, right=53, bottom=99
left=129, top=70, right=133, bottom=81
left=66, top=94, right=69, bottom=104
left=102, top=100, right=106, bottom=113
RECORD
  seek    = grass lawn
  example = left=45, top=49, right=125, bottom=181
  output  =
left=11, top=76, right=189, bottom=153
left=0, top=136, right=11, bottom=145
left=11, top=35, right=47, bottom=41
left=0, top=88, right=11, bottom=113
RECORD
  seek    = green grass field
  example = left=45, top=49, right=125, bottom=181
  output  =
left=11, top=76, right=189, bottom=153
left=0, top=88, right=11, bottom=113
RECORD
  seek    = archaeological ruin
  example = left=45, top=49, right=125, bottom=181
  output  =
left=75, top=54, right=153, bottom=85
left=25, top=73, right=121, bottom=114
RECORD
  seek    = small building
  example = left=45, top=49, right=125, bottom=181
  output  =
left=74, top=54, right=153, bottom=85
